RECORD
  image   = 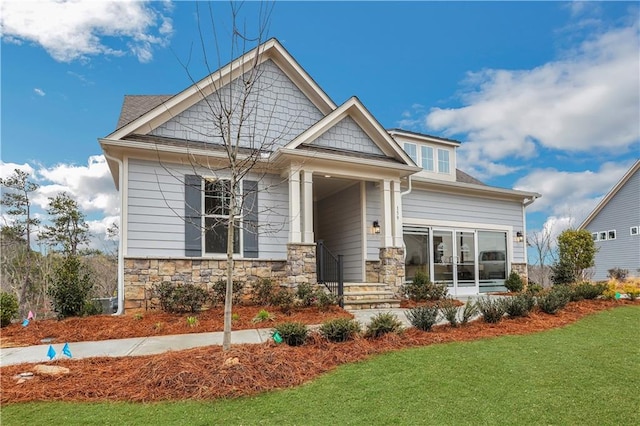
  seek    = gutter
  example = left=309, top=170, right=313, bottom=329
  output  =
left=103, top=152, right=125, bottom=315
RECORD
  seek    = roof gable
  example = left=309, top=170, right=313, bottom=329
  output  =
left=107, top=38, right=336, bottom=140
left=579, top=159, right=640, bottom=229
left=285, top=97, right=416, bottom=166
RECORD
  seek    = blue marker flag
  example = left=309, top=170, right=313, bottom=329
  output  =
left=22, top=319, right=29, bottom=327
left=62, top=343, right=72, bottom=358
left=272, top=331, right=283, bottom=344
left=47, top=345, right=56, bottom=360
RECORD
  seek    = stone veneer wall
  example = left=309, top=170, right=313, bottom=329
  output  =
left=511, top=262, right=529, bottom=283
left=365, top=261, right=381, bottom=283
left=378, top=247, right=405, bottom=296
left=285, top=243, right=317, bottom=287
left=123, top=258, right=287, bottom=311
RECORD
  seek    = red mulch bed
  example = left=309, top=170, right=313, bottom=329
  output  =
left=0, top=305, right=352, bottom=348
left=2, top=299, right=637, bottom=404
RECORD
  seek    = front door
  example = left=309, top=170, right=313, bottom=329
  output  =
left=432, top=229, right=478, bottom=296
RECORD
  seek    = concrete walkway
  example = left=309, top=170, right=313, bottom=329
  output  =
left=0, top=308, right=418, bottom=367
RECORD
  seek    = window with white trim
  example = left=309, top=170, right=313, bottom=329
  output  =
left=599, top=231, right=607, bottom=241
left=631, top=226, right=639, bottom=236
left=591, top=232, right=598, bottom=241
left=608, top=230, right=616, bottom=240
left=437, top=149, right=450, bottom=174
left=404, top=143, right=418, bottom=164
left=204, top=179, right=240, bottom=254
left=421, top=146, right=434, bottom=172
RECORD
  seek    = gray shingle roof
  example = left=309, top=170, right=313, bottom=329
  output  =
left=115, top=95, right=173, bottom=130
left=456, top=169, right=485, bottom=186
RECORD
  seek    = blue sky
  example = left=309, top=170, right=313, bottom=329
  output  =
left=1, top=1, right=639, bottom=255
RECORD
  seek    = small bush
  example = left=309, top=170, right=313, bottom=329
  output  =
left=154, top=282, right=208, bottom=313
left=504, top=271, right=524, bottom=293
left=537, top=286, right=571, bottom=314
left=504, top=293, right=535, bottom=318
left=48, top=255, right=93, bottom=319
left=186, top=316, right=198, bottom=327
left=252, top=309, right=275, bottom=323
left=551, top=259, right=576, bottom=285
left=402, top=270, right=448, bottom=302
left=365, top=312, right=403, bottom=338
left=476, top=297, right=507, bottom=323
left=319, top=318, right=361, bottom=342
left=296, top=283, right=315, bottom=307
left=406, top=305, right=440, bottom=331
left=460, top=299, right=478, bottom=325
left=440, top=298, right=459, bottom=327
left=607, top=267, right=628, bottom=281
left=272, top=288, right=296, bottom=314
left=211, top=280, right=244, bottom=306
left=314, top=288, right=338, bottom=311
left=0, top=292, right=18, bottom=327
left=273, top=321, right=309, bottom=346
left=623, top=279, right=640, bottom=301
left=571, top=282, right=606, bottom=301
left=250, top=278, right=277, bottom=306
left=82, top=300, right=103, bottom=317
left=526, top=283, right=544, bottom=295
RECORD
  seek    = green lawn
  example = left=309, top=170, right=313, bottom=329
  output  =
left=3, top=306, right=639, bottom=425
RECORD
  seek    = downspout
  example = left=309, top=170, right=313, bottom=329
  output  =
left=399, top=176, right=413, bottom=260
left=103, top=152, right=125, bottom=315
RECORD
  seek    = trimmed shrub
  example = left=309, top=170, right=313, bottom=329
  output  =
left=296, top=283, right=315, bottom=307
left=211, top=280, right=245, bottom=306
left=272, top=288, right=296, bottom=314
left=504, top=293, right=535, bottom=318
left=250, top=278, right=277, bottom=306
left=252, top=309, right=275, bottom=323
left=402, top=270, right=448, bottom=302
left=365, top=312, right=403, bottom=338
left=571, top=282, right=606, bottom=301
left=406, top=305, right=440, bottom=331
left=314, top=288, right=338, bottom=311
left=48, top=255, right=93, bottom=319
left=527, top=283, right=544, bottom=295
left=623, top=279, right=640, bottom=301
left=82, top=299, right=103, bottom=317
left=0, top=292, right=18, bottom=327
left=319, top=318, right=361, bottom=342
left=551, top=259, right=577, bottom=285
left=274, top=321, right=309, bottom=346
left=504, top=271, right=524, bottom=293
left=537, top=286, right=571, bottom=314
left=460, top=299, right=478, bottom=325
left=440, top=298, right=459, bottom=327
left=476, top=297, right=507, bottom=324
left=154, top=281, right=208, bottom=313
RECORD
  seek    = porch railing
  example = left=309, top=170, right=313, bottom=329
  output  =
left=316, top=240, right=344, bottom=307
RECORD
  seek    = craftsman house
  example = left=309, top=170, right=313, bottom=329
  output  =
left=100, top=39, right=540, bottom=312
left=579, top=160, right=640, bottom=281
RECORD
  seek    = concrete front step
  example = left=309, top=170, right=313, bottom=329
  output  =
left=344, top=299, right=401, bottom=310
left=344, top=282, right=391, bottom=293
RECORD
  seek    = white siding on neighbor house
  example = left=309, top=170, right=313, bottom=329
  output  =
left=585, top=169, right=640, bottom=281
left=126, top=159, right=288, bottom=258
left=311, top=116, right=385, bottom=156
left=402, top=189, right=526, bottom=262
left=365, top=181, right=382, bottom=260
left=316, top=183, right=363, bottom=281
left=150, top=60, right=324, bottom=150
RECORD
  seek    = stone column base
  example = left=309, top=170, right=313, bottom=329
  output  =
left=379, top=247, right=405, bottom=296
left=285, top=243, right=317, bottom=288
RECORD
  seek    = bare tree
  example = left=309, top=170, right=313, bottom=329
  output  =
left=0, top=169, right=40, bottom=314
left=527, top=228, right=553, bottom=286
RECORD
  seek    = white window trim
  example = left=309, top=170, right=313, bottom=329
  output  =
left=202, top=178, right=243, bottom=257
left=404, top=142, right=418, bottom=164
left=598, top=231, right=607, bottom=241
left=592, top=232, right=598, bottom=241
left=437, top=148, right=451, bottom=175
left=608, top=229, right=616, bottom=240
left=420, top=145, right=435, bottom=172
left=631, top=226, right=639, bottom=236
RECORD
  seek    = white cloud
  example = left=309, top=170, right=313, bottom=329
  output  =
left=425, top=22, right=640, bottom=178
left=0, top=161, right=35, bottom=179
left=0, top=0, right=174, bottom=63
left=514, top=161, right=633, bottom=224
left=33, top=88, right=45, bottom=96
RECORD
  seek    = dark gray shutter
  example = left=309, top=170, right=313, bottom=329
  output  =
left=243, top=180, right=259, bottom=258
left=184, top=175, right=202, bottom=257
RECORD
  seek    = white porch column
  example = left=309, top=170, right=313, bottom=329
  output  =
left=302, top=170, right=314, bottom=243
left=289, top=168, right=302, bottom=243
left=381, top=179, right=393, bottom=247
left=392, top=179, right=403, bottom=247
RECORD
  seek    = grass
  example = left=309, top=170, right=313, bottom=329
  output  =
left=3, top=306, right=639, bottom=425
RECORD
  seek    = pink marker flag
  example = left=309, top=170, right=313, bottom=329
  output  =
left=27, top=311, right=34, bottom=320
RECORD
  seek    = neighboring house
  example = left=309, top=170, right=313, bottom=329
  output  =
left=100, top=39, right=540, bottom=312
left=579, top=160, right=640, bottom=281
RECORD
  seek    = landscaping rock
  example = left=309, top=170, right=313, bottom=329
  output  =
left=222, top=357, right=240, bottom=368
left=34, top=364, right=70, bottom=376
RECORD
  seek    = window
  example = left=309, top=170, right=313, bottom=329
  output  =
left=204, top=179, right=240, bottom=254
left=631, top=226, right=639, bottom=236
left=421, top=146, right=434, bottom=172
left=608, top=230, right=616, bottom=240
left=599, top=231, right=607, bottom=241
left=592, top=232, right=598, bottom=241
left=404, top=143, right=418, bottom=164
left=437, top=149, right=450, bottom=174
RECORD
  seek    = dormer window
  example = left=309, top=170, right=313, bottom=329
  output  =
left=437, top=149, right=450, bottom=174
left=404, top=142, right=418, bottom=164
left=421, top=146, right=434, bottom=172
